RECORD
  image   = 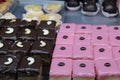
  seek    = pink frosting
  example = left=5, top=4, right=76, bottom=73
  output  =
left=95, top=59, right=120, bottom=80
left=56, top=32, right=75, bottom=45
left=108, top=26, right=120, bottom=34
left=112, top=47, right=120, bottom=60
left=92, top=25, right=108, bottom=33
left=72, top=60, right=95, bottom=78
left=75, top=24, right=92, bottom=34
left=50, top=59, right=72, bottom=77
left=93, top=45, right=113, bottom=60
left=53, top=44, right=73, bottom=59
left=74, top=34, right=91, bottom=45
left=59, top=23, right=76, bottom=33
left=73, top=45, right=93, bottom=60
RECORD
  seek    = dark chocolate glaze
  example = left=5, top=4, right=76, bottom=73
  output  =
left=66, top=0, right=80, bottom=7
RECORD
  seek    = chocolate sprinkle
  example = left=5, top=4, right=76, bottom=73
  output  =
left=99, top=48, right=105, bottom=52
left=104, top=63, right=111, bottom=67
left=80, top=63, right=86, bottom=67
left=63, top=35, right=68, bottom=39
left=60, top=47, right=66, bottom=50
left=58, top=62, right=65, bottom=66
left=80, top=47, right=86, bottom=51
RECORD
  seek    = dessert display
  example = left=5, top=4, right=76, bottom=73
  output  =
left=102, top=0, right=119, bottom=17
left=18, top=55, right=42, bottom=80
left=44, top=3, right=62, bottom=13
left=81, top=0, right=100, bottom=16
left=65, top=0, right=81, bottom=11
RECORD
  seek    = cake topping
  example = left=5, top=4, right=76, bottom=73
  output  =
left=63, top=35, right=68, bottom=39
left=58, top=62, right=65, bottom=66
left=81, top=26, right=86, bottom=29
left=116, top=36, right=120, bottom=40
left=47, top=21, right=52, bottom=25
left=104, top=63, right=111, bottom=67
left=80, top=63, right=86, bottom=67
left=97, top=36, right=103, bottom=40
left=119, top=50, right=120, bottom=53
left=0, top=42, right=4, bottom=48
left=99, top=48, right=105, bottom=52
left=79, top=37, right=85, bottom=40
left=114, top=27, right=119, bottom=30
left=16, top=42, right=24, bottom=48
left=4, top=57, right=13, bottom=65
left=42, top=29, right=49, bottom=35
left=5, top=28, right=14, bottom=34
left=80, top=47, right=86, bottom=51
left=66, top=26, right=70, bottom=28
left=27, top=57, right=35, bottom=65
left=40, top=41, right=46, bottom=47
left=25, top=28, right=31, bottom=34
left=97, top=27, right=102, bottom=30
left=60, top=47, right=66, bottom=50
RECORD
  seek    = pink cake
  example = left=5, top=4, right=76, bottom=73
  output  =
left=108, top=26, right=120, bottom=34
left=93, top=45, right=112, bottom=60
left=73, top=45, right=93, bottom=60
left=92, top=25, right=108, bottom=33
left=92, top=32, right=109, bottom=46
left=74, top=34, right=91, bottom=45
left=50, top=59, right=72, bottom=80
left=75, top=24, right=92, bottom=34
left=59, top=23, right=76, bottom=33
left=72, top=60, right=95, bottom=80
left=109, top=33, right=120, bottom=46
left=112, top=46, right=120, bottom=60
left=53, top=44, right=73, bottom=59
left=95, top=59, right=120, bottom=80
left=56, top=32, right=74, bottom=45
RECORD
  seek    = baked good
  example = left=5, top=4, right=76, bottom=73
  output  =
left=73, top=60, right=95, bottom=80
left=95, top=59, right=120, bottom=80
left=81, top=0, right=100, bottom=16
left=0, top=27, right=18, bottom=40
left=65, top=0, right=81, bottom=11
left=0, top=55, right=20, bottom=80
left=50, top=59, right=72, bottom=80
left=0, top=40, right=13, bottom=55
left=73, top=45, right=93, bottom=60
left=18, top=55, right=42, bottom=80
left=102, top=0, right=118, bottom=17
left=18, top=28, right=37, bottom=41
left=93, top=45, right=112, bottom=60
left=44, top=3, right=62, bottom=13
left=37, top=28, right=56, bottom=40
left=9, top=41, right=32, bottom=55
left=0, top=19, right=5, bottom=27
left=1, top=12, right=16, bottom=19
left=112, top=47, right=120, bottom=60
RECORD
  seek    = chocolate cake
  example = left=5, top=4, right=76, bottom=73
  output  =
left=0, top=27, right=18, bottom=41
left=0, top=40, right=13, bottom=55
left=37, top=28, right=56, bottom=40
left=38, top=20, right=56, bottom=30
left=0, top=55, right=20, bottom=80
left=0, top=19, right=5, bottom=27
left=9, top=41, right=32, bottom=55
left=17, top=56, right=42, bottom=80
left=18, top=28, right=37, bottom=41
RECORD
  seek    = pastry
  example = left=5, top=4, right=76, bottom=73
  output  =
left=81, top=0, right=100, bottom=16
left=44, top=3, right=62, bottom=13
left=18, top=55, right=42, bottom=80
left=65, top=0, right=81, bottom=11
left=112, top=47, right=120, bottom=60
left=102, top=0, right=118, bottom=17
left=1, top=12, right=16, bottom=19
left=50, top=59, right=72, bottom=80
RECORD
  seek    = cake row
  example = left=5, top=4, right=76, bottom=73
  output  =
left=50, top=59, right=120, bottom=80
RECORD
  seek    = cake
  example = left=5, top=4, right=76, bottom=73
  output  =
left=91, top=32, right=109, bottom=46
left=93, top=45, right=113, bottom=60
left=109, top=33, right=120, bottom=46
left=102, top=0, right=118, bottom=17
left=18, top=27, right=37, bottom=41
left=37, top=28, right=56, bottom=40
left=112, top=46, right=120, bottom=60
left=95, top=59, right=120, bottom=80
left=0, top=27, right=18, bottom=40
left=9, top=41, right=32, bottom=55
left=81, top=0, right=100, bottom=16
left=65, top=0, right=80, bottom=11
left=108, top=26, right=120, bottom=34
left=50, top=58, right=72, bottom=80
left=0, top=40, right=13, bottom=55
left=53, top=44, right=73, bottom=59
left=44, top=3, right=62, bottom=13
left=59, top=23, right=76, bottom=33
left=18, top=55, right=42, bottom=80
left=92, top=25, right=108, bottom=33
left=75, top=24, right=92, bottom=34
left=0, top=55, right=20, bottom=80
left=56, top=32, right=75, bottom=45
left=73, top=45, right=93, bottom=60
left=72, top=60, right=95, bottom=80
left=74, top=34, right=91, bottom=45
